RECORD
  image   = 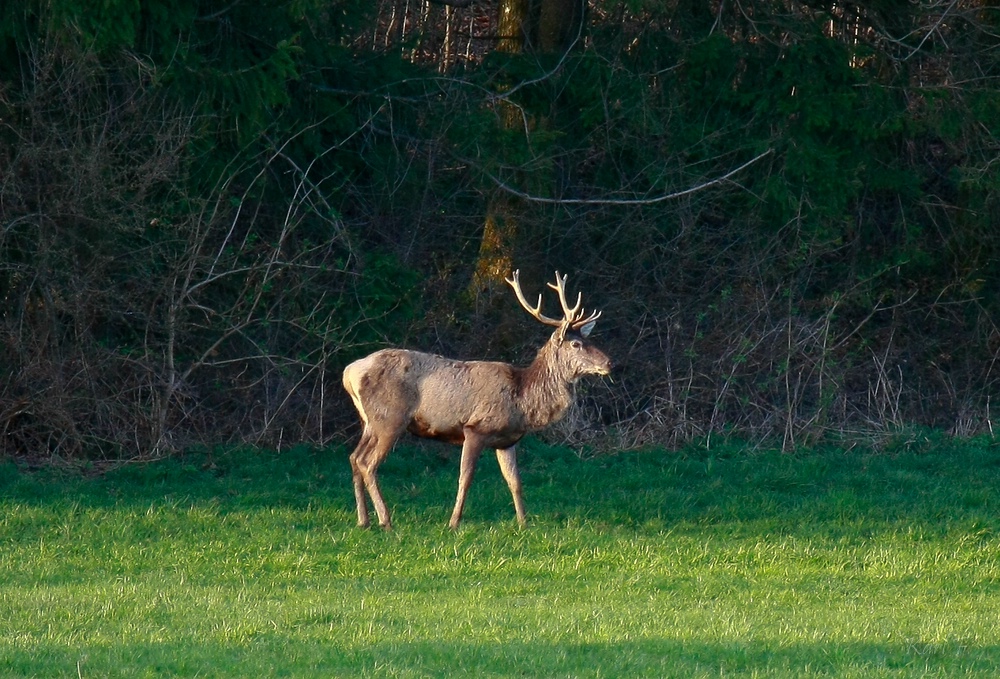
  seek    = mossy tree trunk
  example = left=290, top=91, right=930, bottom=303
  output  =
left=471, top=0, right=583, bottom=291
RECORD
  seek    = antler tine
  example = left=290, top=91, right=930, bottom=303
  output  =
left=571, top=308, right=602, bottom=330
left=550, top=271, right=603, bottom=330
left=505, top=269, right=563, bottom=327
left=546, top=271, right=584, bottom=321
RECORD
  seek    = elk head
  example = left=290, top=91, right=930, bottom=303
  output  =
left=505, top=270, right=612, bottom=382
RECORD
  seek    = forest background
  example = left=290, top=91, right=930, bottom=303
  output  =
left=2, top=0, right=999, bottom=459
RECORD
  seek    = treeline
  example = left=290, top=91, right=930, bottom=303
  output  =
left=2, top=0, right=999, bottom=458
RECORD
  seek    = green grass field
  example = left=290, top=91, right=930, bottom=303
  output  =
left=2, top=436, right=1000, bottom=677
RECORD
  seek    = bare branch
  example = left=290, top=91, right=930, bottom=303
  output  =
left=427, top=0, right=473, bottom=7
left=196, top=0, right=243, bottom=21
left=486, top=149, right=773, bottom=205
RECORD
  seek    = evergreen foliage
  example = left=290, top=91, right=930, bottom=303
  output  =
left=3, top=0, right=1000, bottom=456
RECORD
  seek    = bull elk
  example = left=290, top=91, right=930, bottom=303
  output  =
left=342, top=270, right=612, bottom=529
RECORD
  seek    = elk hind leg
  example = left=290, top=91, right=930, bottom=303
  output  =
left=354, top=428, right=398, bottom=530
left=349, top=429, right=375, bottom=527
left=496, top=445, right=527, bottom=527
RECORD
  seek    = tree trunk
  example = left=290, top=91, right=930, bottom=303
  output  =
left=471, top=0, right=582, bottom=291
left=471, top=0, right=531, bottom=291
left=538, top=0, right=582, bottom=53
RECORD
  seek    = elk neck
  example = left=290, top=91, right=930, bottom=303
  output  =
left=515, top=338, right=575, bottom=430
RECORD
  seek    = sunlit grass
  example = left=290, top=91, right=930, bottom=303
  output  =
left=2, top=436, right=1000, bottom=677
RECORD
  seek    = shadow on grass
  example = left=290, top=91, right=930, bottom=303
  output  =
left=3, top=436, right=1000, bottom=536
left=6, top=637, right=1000, bottom=678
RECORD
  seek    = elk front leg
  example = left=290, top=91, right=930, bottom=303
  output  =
left=496, top=445, right=527, bottom=527
left=449, top=431, right=484, bottom=529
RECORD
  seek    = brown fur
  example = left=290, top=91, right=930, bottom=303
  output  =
left=343, top=327, right=611, bottom=529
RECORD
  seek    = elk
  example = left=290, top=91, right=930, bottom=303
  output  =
left=342, top=270, right=612, bottom=529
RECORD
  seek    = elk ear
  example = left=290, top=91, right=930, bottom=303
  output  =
left=579, top=320, right=596, bottom=337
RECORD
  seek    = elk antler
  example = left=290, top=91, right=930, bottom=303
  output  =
left=547, top=271, right=602, bottom=331
left=505, top=270, right=602, bottom=332
left=505, top=270, right=564, bottom=327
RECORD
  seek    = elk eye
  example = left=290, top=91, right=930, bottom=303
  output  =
left=570, top=340, right=583, bottom=349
